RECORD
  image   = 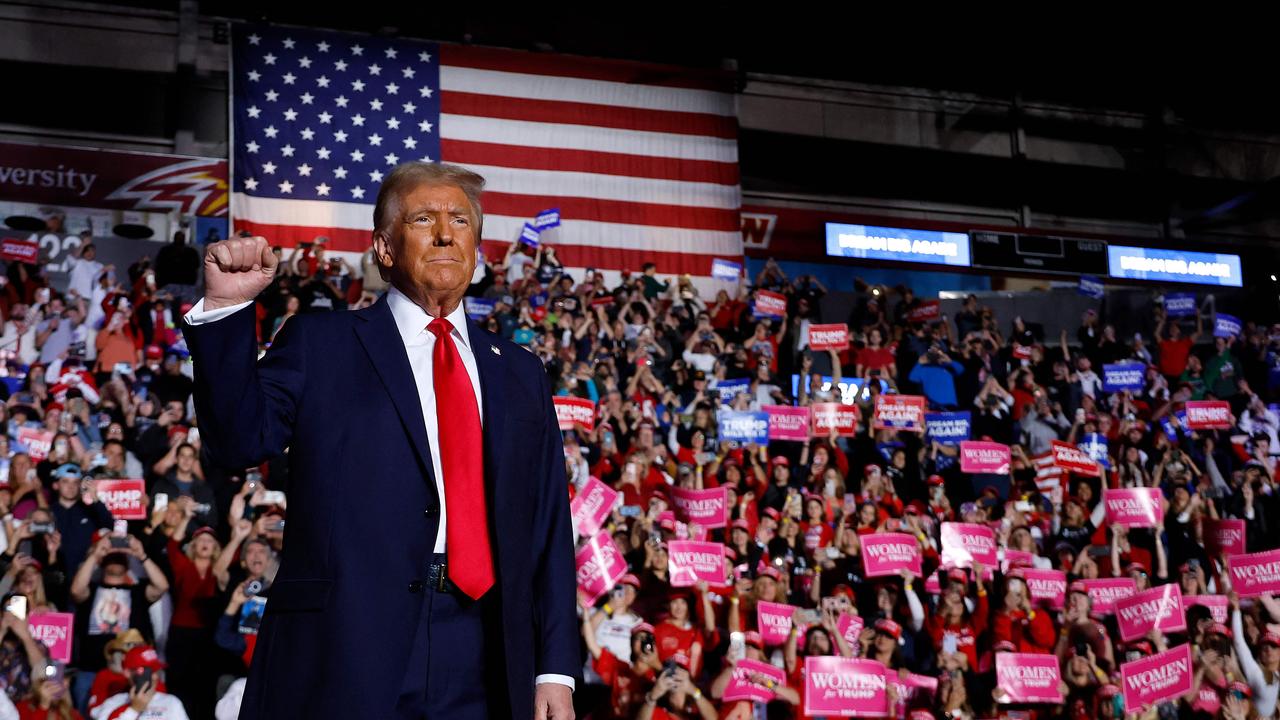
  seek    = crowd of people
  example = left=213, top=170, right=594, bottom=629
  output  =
left=0, top=225, right=1271, bottom=720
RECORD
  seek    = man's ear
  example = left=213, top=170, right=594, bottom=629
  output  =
left=372, top=231, right=394, bottom=281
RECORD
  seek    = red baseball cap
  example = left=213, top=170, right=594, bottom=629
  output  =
left=1207, top=622, right=1233, bottom=638
left=618, top=574, right=641, bottom=589
left=123, top=645, right=166, bottom=671
left=144, top=345, right=164, bottom=361
left=757, top=566, right=782, bottom=581
left=631, top=622, right=655, bottom=636
left=864, top=464, right=881, bottom=476
left=731, top=518, right=750, bottom=531
left=947, top=568, right=968, bottom=584
left=831, top=584, right=856, bottom=601
left=874, top=619, right=902, bottom=640
left=927, top=474, right=945, bottom=487
left=993, top=640, right=1017, bottom=652
left=762, top=508, right=781, bottom=521
left=1263, top=631, right=1280, bottom=647
left=1068, top=581, right=1089, bottom=596
left=769, top=455, right=790, bottom=468
left=1229, top=681, right=1253, bottom=699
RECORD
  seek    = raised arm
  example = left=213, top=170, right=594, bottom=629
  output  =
left=184, top=235, right=301, bottom=469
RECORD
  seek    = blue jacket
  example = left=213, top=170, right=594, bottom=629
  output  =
left=184, top=296, right=579, bottom=719
left=908, top=360, right=963, bottom=408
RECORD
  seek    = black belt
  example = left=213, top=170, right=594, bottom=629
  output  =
left=427, top=555, right=461, bottom=594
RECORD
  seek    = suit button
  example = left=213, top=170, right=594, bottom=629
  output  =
left=408, top=581, right=424, bottom=594
left=424, top=506, right=439, bottom=517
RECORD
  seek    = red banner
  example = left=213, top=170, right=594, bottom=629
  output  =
left=807, top=323, right=850, bottom=351
left=0, top=141, right=227, bottom=217
left=1185, top=400, right=1233, bottom=429
left=96, top=479, right=148, bottom=520
left=872, top=395, right=926, bottom=432
left=905, top=300, right=941, bottom=324
left=811, top=402, right=859, bottom=437
left=553, top=397, right=595, bottom=432
left=0, top=238, right=38, bottom=263
left=1050, top=440, right=1101, bottom=476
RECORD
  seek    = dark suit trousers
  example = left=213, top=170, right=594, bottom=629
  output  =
left=397, top=554, right=510, bottom=720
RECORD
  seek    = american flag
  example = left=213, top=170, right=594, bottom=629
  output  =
left=231, top=24, right=743, bottom=281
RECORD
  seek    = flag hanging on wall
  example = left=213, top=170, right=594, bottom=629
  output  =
left=230, top=24, right=742, bottom=278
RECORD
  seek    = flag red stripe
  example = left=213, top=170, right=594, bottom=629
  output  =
left=481, top=192, right=739, bottom=232
left=441, top=45, right=735, bottom=92
left=441, top=139, right=739, bottom=185
left=440, top=90, right=738, bottom=139
left=480, top=240, right=736, bottom=276
left=235, top=219, right=371, bottom=253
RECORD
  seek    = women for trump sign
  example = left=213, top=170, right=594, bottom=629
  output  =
left=569, top=477, right=617, bottom=538
left=1226, top=549, right=1280, bottom=597
left=804, top=657, right=887, bottom=717
left=756, top=600, right=796, bottom=646
left=764, top=405, right=811, bottom=441
left=995, top=653, right=1063, bottom=703
left=1114, top=584, right=1185, bottom=642
left=860, top=533, right=922, bottom=578
left=959, top=441, right=1010, bottom=474
left=667, top=540, right=727, bottom=587
left=670, top=486, right=727, bottom=528
left=1121, top=644, right=1193, bottom=709
left=574, top=532, right=628, bottom=606
left=1103, top=487, right=1163, bottom=528
left=940, top=522, right=997, bottom=569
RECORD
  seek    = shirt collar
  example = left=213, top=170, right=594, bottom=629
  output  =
left=386, top=285, right=472, bottom=350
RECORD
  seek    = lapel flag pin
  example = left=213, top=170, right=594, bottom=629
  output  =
left=491, top=345, right=501, bottom=356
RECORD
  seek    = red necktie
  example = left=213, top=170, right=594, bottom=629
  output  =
left=426, top=317, right=494, bottom=599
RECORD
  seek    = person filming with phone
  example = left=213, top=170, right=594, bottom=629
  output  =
left=91, top=644, right=188, bottom=719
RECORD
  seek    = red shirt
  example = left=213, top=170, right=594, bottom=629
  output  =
left=925, top=593, right=989, bottom=670
left=855, top=346, right=894, bottom=372
left=167, top=537, right=218, bottom=629
left=87, top=669, right=128, bottom=711
left=1158, top=337, right=1194, bottom=377
left=654, top=620, right=702, bottom=675
left=593, top=649, right=656, bottom=720
left=15, top=701, right=83, bottom=720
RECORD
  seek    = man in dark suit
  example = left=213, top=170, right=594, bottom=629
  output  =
left=182, top=162, right=578, bottom=719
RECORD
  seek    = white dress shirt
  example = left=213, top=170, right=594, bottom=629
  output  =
left=184, top=290, right=574, bottom=691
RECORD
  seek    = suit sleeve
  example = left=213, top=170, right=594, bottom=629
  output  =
left=183, top=303, right=307, bottom=470
left=531, top=362, right=583, bottom=684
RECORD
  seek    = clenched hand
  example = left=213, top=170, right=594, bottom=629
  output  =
left=204, top=235, right=279, bottom=311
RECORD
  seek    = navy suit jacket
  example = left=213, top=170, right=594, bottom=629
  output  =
left=184, top=294, right=580, bottom=719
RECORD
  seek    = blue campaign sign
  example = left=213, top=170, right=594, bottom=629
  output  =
left=463, top=297, right=495, bottom=320
left=824, top=223, right=971, bottom=267
left=711, top=258, right=741, bottom=281
left=1080, top=433, right=1110, bottom=468
left=519, top=223, right=541, bottom=248
left=1161, top=411, right=1189, bottom=442
left=1107, top=245, right=1242, bottom=287
left=1215, top=313, right=1242, bottom=338
left=534, top=208, right=561, bottom=229
left=1102, top=362, right=1146, bottom=392
left=1164, top=292, right=1196, bottom=317
left=925, top=411, right=971, bottom=445
left=718, top=410, right=770, bottom=444
left=715, top=379, right=752, bottom=404
left=1078, top=275, right=1105, bottom=299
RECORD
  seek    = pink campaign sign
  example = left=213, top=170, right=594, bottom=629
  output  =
left=667, top=540, right=727, bottom=588
left=670, top=486, right=727, bottom=528
left=1186, top=595, right=1229, bottom=623
left=1121, top=644, right=1193, bottom=710
left=996, top=653, right=1063, bottom=704
left=860, top=533, right=922, bottom=578
left=885, top=670, right=938, bottom=716
left=837, top=613, right=864, bottom=650
left=570, top=477, right=617, bottom=538
left=1016, top=568, right=1067, bottom=610
left=1227, top=548, right=1280, bottom=597
left=757, top=600, right=796, bottom=646
left=723, top=658, right=786, bottom=703
left=28, top=613, right=73, bottom=664
left=764, top=405, right=811, bottom=441
left=1115, top=584, right=1186, bottom=642
left=804, top=656, right=888, bottom=718
left=1082, top=578, right=1137, bottom=614
left=1204, top=518, right=1246, bottom=558
left=959, top=441, right=1011, bottom=474
left=940, top=522, right=997, bottom=570
left=574, top=532, right=628, bottom=606
left=1103, top=487, right=1163, bottom=528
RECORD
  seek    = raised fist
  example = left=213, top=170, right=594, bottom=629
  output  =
left=203, top=236, right=278, bottom=310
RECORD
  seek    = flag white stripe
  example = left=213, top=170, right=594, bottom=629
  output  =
left=462, top=164, right=740, bottom=209
left=440, top=65, right=736, bottom=117
left=230, top=194, right=740, bottom=255
left=440, top=114, right=738, bottom=164
left=483, top=214, right=740, bottom=255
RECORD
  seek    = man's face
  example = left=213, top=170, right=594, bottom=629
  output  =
left=82, top=245, right=96, bottom=260
left=176, top=446, right=196, bottom=472
left=56, top=475, right=79, bottom=501
left=375, top=183, right=477, bottom=302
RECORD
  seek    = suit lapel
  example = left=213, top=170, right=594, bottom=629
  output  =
left=353, top=297, right=437, bottom=498
left=467, top=319, right=508, bottom=518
